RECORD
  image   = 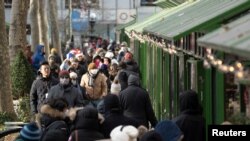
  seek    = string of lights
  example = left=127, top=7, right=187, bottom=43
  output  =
left=126, top=30, right=248, bottom=80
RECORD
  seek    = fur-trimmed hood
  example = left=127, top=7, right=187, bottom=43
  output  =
left=40, top=105, right=84, bottom=120
left=40, top=104, right=65, bottom=119
left=37, top=104, right=66, bottom=128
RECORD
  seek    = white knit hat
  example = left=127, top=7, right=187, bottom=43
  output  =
left=110, top=125, right=139, bottom=141
left=105, top=51, right=114, bottom=59
left=111, top=59, right=119, bottom=65
left=69, top=72, right=77, bottom=79
left=110, top=82, right=121, bottom=95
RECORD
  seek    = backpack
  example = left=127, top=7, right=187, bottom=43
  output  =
left=40, top=120, right=69, bottom=141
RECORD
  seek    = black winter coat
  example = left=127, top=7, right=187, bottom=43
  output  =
left=101, top=94, right=139, bottom=138
left=30, top=76, right=58, bottom=114
left=172, top=90, right=206, bottom=141
left=119, top=75, right=158, bottom=128
left=125, top=60, right=140, bottom=74
left=70, top=107, right=105, bottom=141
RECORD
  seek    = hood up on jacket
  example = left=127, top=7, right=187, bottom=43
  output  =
left=40, top=104, right=65, bottom=119
left=179, top=90, right=202, bottom=114
left=73, top=107, right=101, bottom=130
left=38, top=103, right=67, bottom=128
left=128, top=74, right=140, bottom=86
left=103, top=94, right=121, bottom=115
left=34, top=45, right=44, bottom=56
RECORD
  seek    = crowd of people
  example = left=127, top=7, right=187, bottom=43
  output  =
left=15, top=38, right=205, bottom=141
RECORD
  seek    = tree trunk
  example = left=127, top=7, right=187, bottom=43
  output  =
left=0, top=0, right=16, bottom=116
left=29, top=0, right=39, bottom=51
left=8, top=0, right=30, bottom=64
left=68, top=0, right=72, bottom=41
left=38, top=0, right=49, bottom=59
left=48, top=0, right=63, bottom=61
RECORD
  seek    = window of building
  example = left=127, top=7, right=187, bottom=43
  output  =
left=4, top=0, right=12, bottom=8
left=65, top=0, right=82, bottom=9
left=141, top=0, right=156, bottom=6
left=65, top=0, right=99, bottom=9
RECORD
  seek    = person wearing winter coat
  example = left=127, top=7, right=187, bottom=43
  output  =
left=140, top=130, right=163, bottom=141
left=80, top=63, right=108, bottom=108
left=14, top=122, right=41, bottom=141
left=24, top=44, right=33, bottom=65
left=47, top=70, right=84, bottom=108
left=155, top=120, right=183, bottom=141
left=49, top=47, right=62, bottom=65
left=76, top=53, right=88, bottom=73
left=32, top=44, right=46, bottom=72
left=38, top=98, right=70, bottom=141
left=172, top=90, right=205, bottom=141
left=110, top=125, right=139, bottom=141
left=69, top=107, right=105, bottom=141
left=117, top=42, right=128, bottom=62
left=117, top=62, right=139, bottom=91
left=100, top=94, right=140, bottom=138
left=68, top=58, right=87, bottom=84
left=30, top=61, right=59, bottom=119
left=119, top=74, right=158, bottom=128
left=48, top=55, right=60, bottom=79
left=122, top=52, right=140, bottom=74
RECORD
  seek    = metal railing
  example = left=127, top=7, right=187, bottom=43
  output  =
left=0, top=122, right=27, bottom=138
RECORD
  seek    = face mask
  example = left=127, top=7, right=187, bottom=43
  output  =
left=60, top=78, right=70, bottom=85
left=71, top=80, right=77, bottom=85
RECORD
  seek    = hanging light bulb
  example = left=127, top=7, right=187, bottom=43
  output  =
left=236, top=71, right=244, bottom=79
left=203, top=60, right=211, bottom=69
left=222, top=65, right=229, bottom=72
left=217, top=60, right=222, bottom=65
left=206, top=48, right=212, bottom=54
left=228, top=66, right=235, bottom=72
left=235, top=61, right=243, bottom=70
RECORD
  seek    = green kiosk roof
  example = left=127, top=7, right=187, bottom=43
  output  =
left=154, top=0, right=182, bottom=9
left=116, top=18, right=136, bottom=31
left=144, top=0, right=250, bottom=41
left=125, top=1, right=196, bottom=33
left=198, top=13, right=250, bottom=59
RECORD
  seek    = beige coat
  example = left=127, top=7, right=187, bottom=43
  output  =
left=80, top=71, right=107, bottom=100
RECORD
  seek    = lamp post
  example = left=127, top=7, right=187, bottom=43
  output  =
left=89, top=12, right=96, bottom=36
left=87, top=0, right=91, bottom=19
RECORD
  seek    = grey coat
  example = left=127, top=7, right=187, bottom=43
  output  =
left=47, top=84, right=84, bottom=108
